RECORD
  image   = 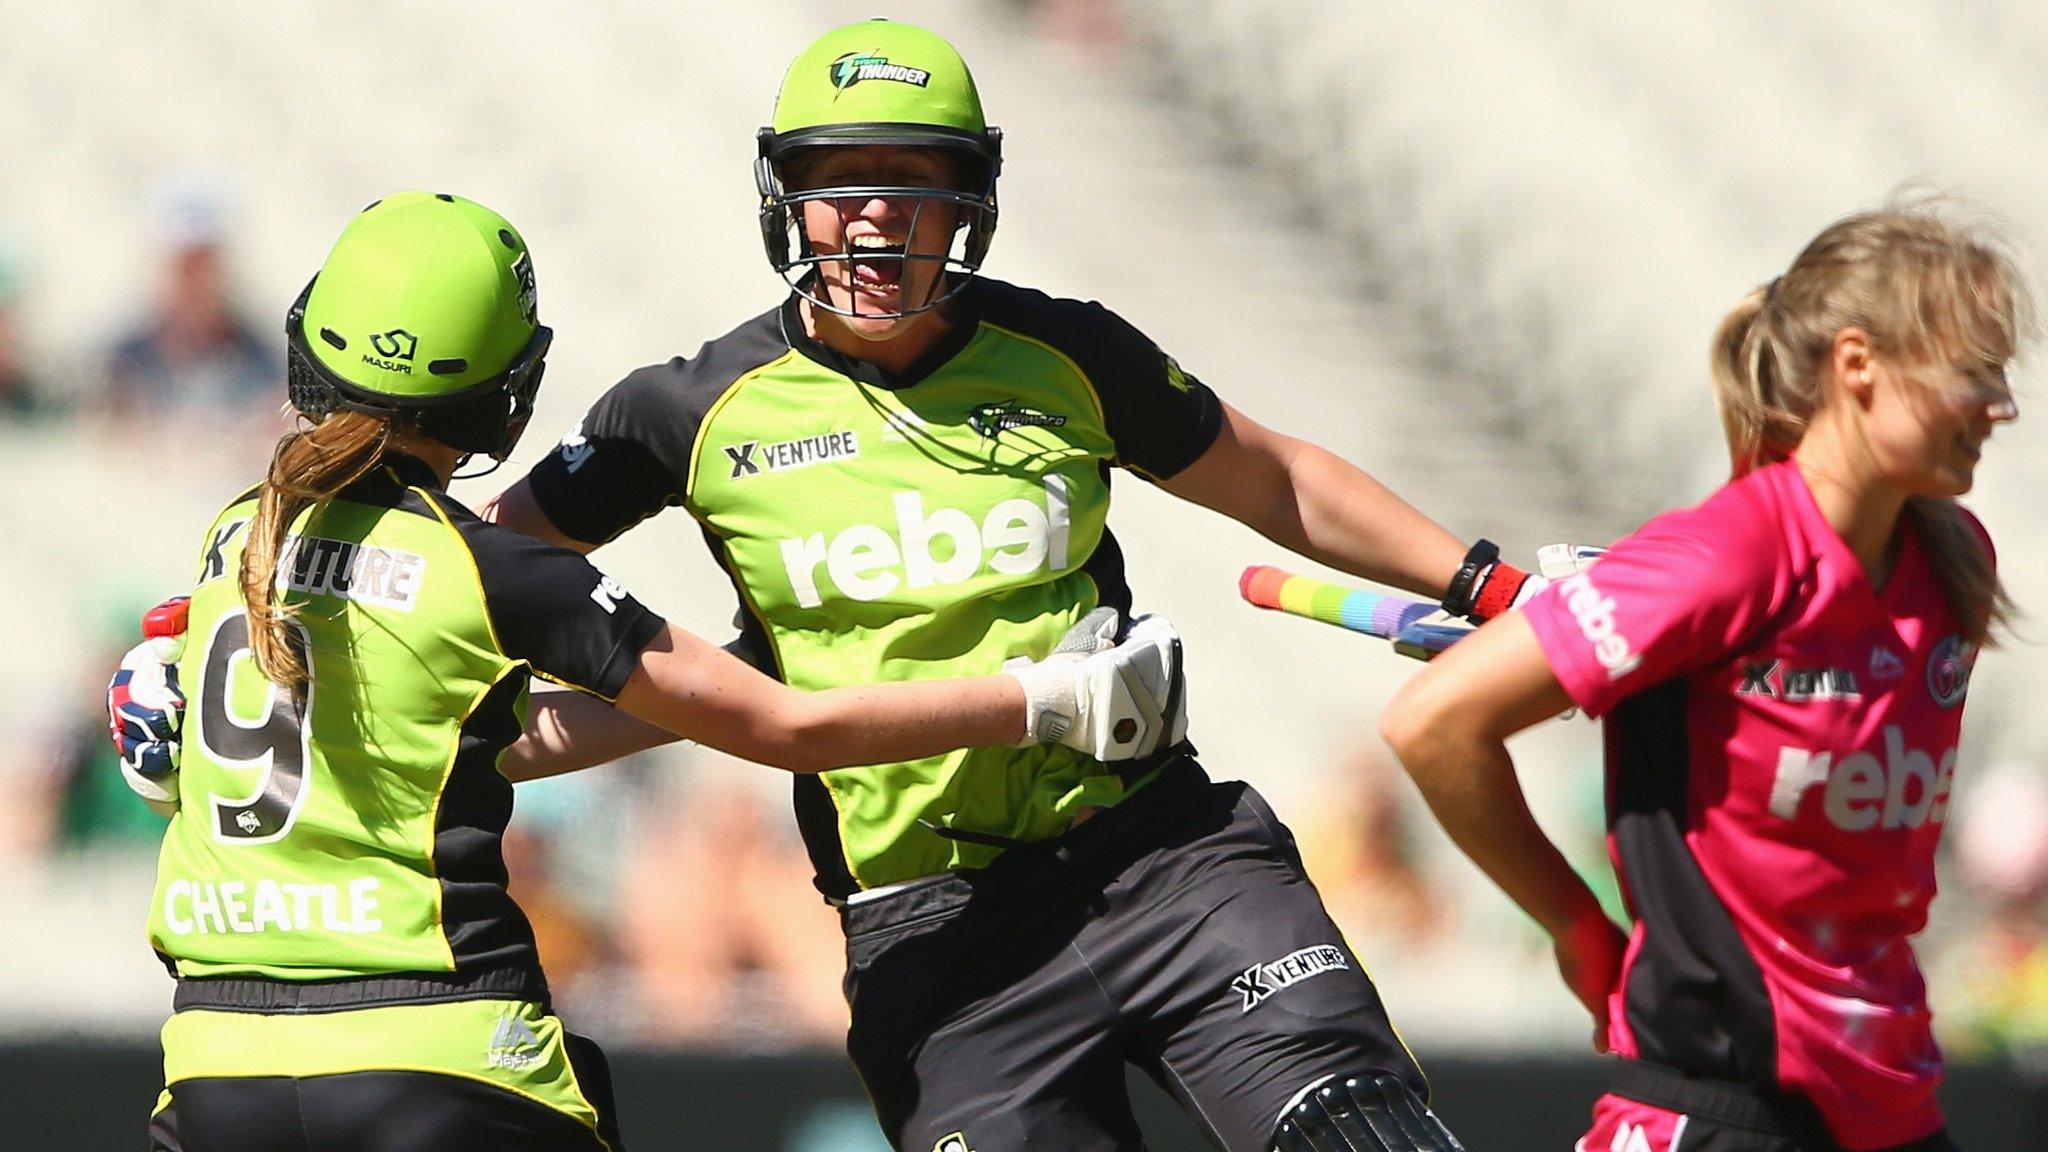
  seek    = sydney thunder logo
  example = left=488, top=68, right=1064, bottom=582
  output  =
left=830, top=52, right=932, bottom=92
left=968, top=400, right=1067, bottom=439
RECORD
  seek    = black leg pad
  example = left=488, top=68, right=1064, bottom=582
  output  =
left=1271, top=1072, right=1466, bottom=1152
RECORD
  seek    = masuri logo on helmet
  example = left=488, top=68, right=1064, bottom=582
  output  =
left=756, top=19, right=1003, bottom=319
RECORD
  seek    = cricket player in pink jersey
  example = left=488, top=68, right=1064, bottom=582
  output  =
left=1381, top=201, right=2032, bottom=1152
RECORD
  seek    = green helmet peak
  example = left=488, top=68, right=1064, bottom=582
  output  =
left=286, top=192, right=551, bottom=459
left=756, top=21, right=1003, bottom=319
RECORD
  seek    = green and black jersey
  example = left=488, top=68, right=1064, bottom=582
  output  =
left=150, top=454, right=664, bottom=987
left=525, top=277, right=1222, bottom=896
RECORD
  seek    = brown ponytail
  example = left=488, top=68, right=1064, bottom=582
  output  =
left=1706, top=197, right=2033, bottom=646
left=241, top=410, right=397, bottom=687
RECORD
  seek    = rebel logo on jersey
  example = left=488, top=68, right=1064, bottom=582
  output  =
left=556, top=421, right=595, bottom=474
left=589, top=577, right=630, bottom=615
left=1558, top=572, right=1641, bottom=679
left=779, top=475, right=1071, bottom=609
left=1766, top=725, right=1956, bottom=831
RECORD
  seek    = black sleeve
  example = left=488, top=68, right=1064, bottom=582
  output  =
left=1079, top=305, right=1224, bottom=479
left=456, top=511, right=667, bottom=701
left=523, top=309, right=789, bottom=546
left=523, top=361, right=703, bottom=546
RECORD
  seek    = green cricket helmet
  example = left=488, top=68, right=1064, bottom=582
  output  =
left=285, top=191, right=551, bottom=460
left=756, top=19, right=1002, bottom=317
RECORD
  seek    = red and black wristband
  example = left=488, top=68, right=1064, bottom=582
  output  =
left=1443, top=538, right=1532, bottom=623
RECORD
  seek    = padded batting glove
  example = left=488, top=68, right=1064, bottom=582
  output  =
left=1007, top=609, right=1189, bottom=761
left=107, top=596, right=189, bottom=818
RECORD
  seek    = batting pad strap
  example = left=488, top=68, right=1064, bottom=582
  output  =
left=1467, top=561, right=1530, bottom=623
left=1440, top=539, right=1499, bottom=619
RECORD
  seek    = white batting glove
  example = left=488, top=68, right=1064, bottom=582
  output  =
left=1008, top=610, right=1189, bottom=761
left=1537, top=543, right=1607, bottom=580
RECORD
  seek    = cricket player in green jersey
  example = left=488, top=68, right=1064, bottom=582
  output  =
left=113, top=190, right=1188, bottom=1152
left=474, top=20, right=1539, bottom=1152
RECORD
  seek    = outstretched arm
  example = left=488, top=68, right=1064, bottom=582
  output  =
left=1160, top=402, right=1469, bottom=601
left=615, top=625, right=1024, bottom=775
left=606, top=613, right=1185, bottom=776
left=1377, top=612, right=1624, bottom=1050
left=503, top=689, right=680, bottom=782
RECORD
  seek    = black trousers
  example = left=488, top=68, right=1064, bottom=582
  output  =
left=841, top=763, right=1433, bottom=1152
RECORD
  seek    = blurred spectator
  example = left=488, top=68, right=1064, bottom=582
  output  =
left=504, top=823, right=606, bottom=1002
left=1293, top=744, right=1450, bottom=960
left=96, top=174, right=277, bottom=429
left=615, top=766, right=848, bottom=1049
left=0, top=235, right=59, bottom=420
left=1937, top=763, right=2048, bottom=1069
left=1021, top=0, right=1125, bottom=52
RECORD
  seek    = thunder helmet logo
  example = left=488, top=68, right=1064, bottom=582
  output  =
left=829, top=51, right=932, bottom=92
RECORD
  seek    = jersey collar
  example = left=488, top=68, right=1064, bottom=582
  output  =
left=335, top=451, right=444, bottom=505
left=778, top=280, right=983, bottom=391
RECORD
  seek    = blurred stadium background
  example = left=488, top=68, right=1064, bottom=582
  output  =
left=3, top=0, right=2046, bottom=1146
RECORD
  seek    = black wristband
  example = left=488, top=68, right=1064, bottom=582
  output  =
left=1441, top=538, right=1500, bottom=618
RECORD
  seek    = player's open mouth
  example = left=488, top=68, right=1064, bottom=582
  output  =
left=850, top=236, right=908, bottom=289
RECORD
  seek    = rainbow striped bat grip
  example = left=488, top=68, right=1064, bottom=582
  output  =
left=1238, top=565, right=1467, bottom=658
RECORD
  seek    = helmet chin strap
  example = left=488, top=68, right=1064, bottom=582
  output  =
left=448, top=452, right=506, bottom=482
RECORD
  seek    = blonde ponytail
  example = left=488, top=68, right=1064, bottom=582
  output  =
left=1710, top=284, right=1808, bottom=476
left=241, top=410, right=397, bottom=687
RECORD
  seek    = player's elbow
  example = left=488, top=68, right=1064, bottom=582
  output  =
left=1378, top=673, right=1456, bottom=778
left=750, top=698, right=848, bottom=775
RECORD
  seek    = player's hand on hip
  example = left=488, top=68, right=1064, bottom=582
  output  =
left=107, top=596, right=190, bottom=818
left=1552, top=908, right=1628, bottom=1054
left=1008, top=610, right=1189, bottom=760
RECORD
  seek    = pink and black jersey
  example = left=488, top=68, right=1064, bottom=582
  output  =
left=1522, top=460, right=1984, bottom=1151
